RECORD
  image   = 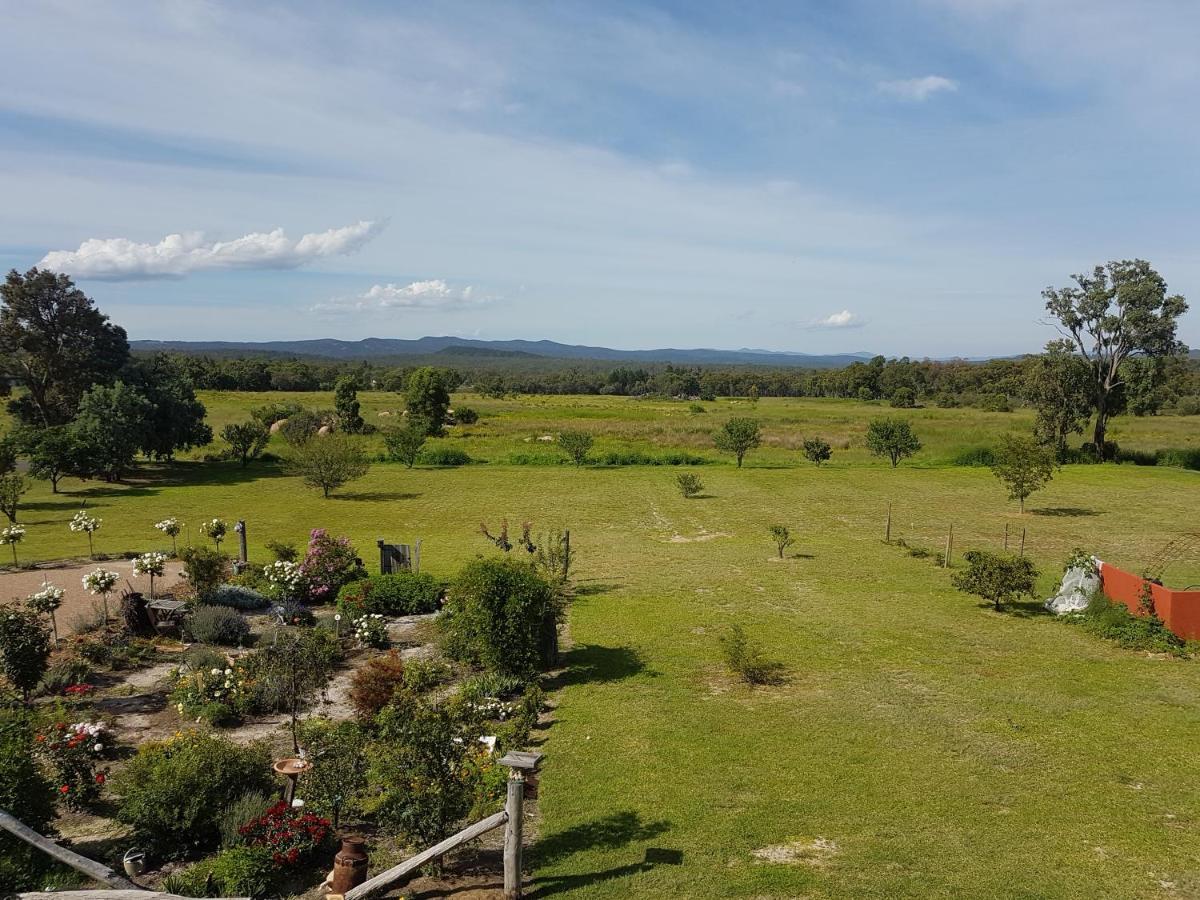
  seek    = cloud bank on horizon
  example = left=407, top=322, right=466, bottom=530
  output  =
left=0, top=0, right=1196, bottom=356
left=39, top=221, right=384, bottom=280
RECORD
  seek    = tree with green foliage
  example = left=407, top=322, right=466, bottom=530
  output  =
left=285, top=433, right=370, bottom=498
left=1023, top=346, right=1093, bottom=460
left=0, top=268, right=129, bottom=426
left=0, top=474, right=26, bottom=523
left=404, top=367, right=451, bottom=435
left=220, top=420, right=270, bottom=467
left=441, top=556, right=561, bottom=678
left=122, top=355, right=212, bottom=459
left=18, top=425, right=79, bottom=492
left=297, top=718, right=368, bottom=828
left=1043, top=259, right=1188, bottom=458
left=713, top=417, right=761, bottom=468
left=889, top=387, right=916, bottom=408
left=990, top=433, right=1056, bottom=513
left=71, top=381, right=151, bottom=480
left=865, top=417, right=921, bottom=467
left=0, top=603, right=51, bottom=702
left=557, top=430, right=593, bottom=466
left=254, top=628, right=338, bottom=754
left=334, top=376, right=365, bottom=434
left=382, top=423, right=427, bottom=468
left=952, top=550, right=1038, bottom=612
left=0, top=707, right=58, bottom=888
left=769, top=524, right=794, bottom=558
left=278, top=408, right=325, bottom=447
left=802, top=437, right=832, bottom=466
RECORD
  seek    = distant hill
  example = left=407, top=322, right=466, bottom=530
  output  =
left=131, top=336, right=876, bottom=369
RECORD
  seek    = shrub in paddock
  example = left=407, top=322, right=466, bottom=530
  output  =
left=769, top=524, right=794, bottom=559
left=418, top=445, right=473, bottom=467
left=719, top=625, right=786, bottom=686
left=440, top=557, right=563, bottom=678
left=454, top=406, right=479, bottom=425
left=952, top=446, right=996, bottom=467
left=676, top=472, right=704, bottom=498
left=337, top=572, right=442, bottom=617
left=1071, top=591, right=1186, bottom=656
left=802, top=437, right=832, bottom=466
left=865, top=417, right=921, bottom=467
left=713, top=417, right=761, bottom=467
left=184, top=605, right=250, bottom=647
left=557, top=430, right=593, bottom=466
left=114, top=731, right=273, bottom=852
left=382, top=423, right=426, bottom=467
left=951, top=550, right=1038, bottom=612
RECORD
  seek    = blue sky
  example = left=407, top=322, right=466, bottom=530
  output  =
left=1, top=0, right=1196, bottom=357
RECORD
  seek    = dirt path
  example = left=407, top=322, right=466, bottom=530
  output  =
left=0, top=558, right=187, bottom=635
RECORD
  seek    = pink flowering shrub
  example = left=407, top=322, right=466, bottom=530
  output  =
left=298, top=530, right=364, bottom=604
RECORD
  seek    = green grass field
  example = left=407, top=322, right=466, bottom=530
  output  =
left=7, top=392, right=1200, bottom=897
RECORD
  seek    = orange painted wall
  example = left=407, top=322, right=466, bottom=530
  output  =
left=1100, top=562, right=1200, bottom=641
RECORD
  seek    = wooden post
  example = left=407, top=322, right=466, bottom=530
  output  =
left=236, top=520, right=248, bottom=565
left=1019, top=528, right=1026, bottom=558
left=562, top=530, right=571, bottom=579
left=503, top=772, right=525, bottom=899
left=413, top=539, right=422, bottom=574
left=885, top=504, right=892, bottom=543
left=376, top=539, right=389, bottom=574
left=1003, top=522, right=1009, bottom=551
left=944, top=524, right=953, bottom=568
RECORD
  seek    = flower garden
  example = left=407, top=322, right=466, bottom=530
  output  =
left=0, top=514, right=565, bottom=897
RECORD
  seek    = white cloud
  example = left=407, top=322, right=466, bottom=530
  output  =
left=877, top=75, right=958, bottom=101
left=811, top=309, right=864, bottom=329
left=314, top=280, right=487, bottom=314
left=39, top=220, right=385, bottom=280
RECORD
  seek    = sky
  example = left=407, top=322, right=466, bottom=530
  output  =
left=1, top=0, right=1197, bottom=358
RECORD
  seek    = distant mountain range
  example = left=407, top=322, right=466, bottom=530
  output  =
left=130, top=336, right=879, bottom=369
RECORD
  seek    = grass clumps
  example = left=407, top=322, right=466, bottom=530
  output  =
left=1070, top=591, right=1189, bottom=656
left=719, top=625, right=786, bottom=685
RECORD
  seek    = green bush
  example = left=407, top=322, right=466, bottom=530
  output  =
left=295, top=718, right=369, bottom=827
left=1073, top=592, right=1187, bottom=656
left=976, top=393, right=1012, bottom=412
left=1116, top=448, right=1159, bottom=466
left=184, top=605, right=250, bottom=646
left=169, top=846, right=275, bottom=898
left=0, top=707, right=62, bottom=890
left=417, top=445, right=472, bottom=466
left=0, top=604, right=51, bottom=701
left=218, top=790, right=273, bottom=848
left=441, top=557, right=562, bottom=678
left=952, top=446, right=997, bottom=467
left=337, top=573, right=442, bottom=617
left=719, top=625, right=786, bottom=685
left=1157, top=447, right=1200, bottom=471
left=37, top=657, right=92, bottom=695
left=114, top=732, right=273, bottom=852
left=1174, top=396, right=1200, bottom=416
left=454, top=407, right=479, bottom=425
left=179, top=547, right=229, bottom=600
left=208, top=584, right=269, bottom=611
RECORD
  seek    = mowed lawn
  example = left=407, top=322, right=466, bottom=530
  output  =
left=6, top=393, right=1200, bottom=897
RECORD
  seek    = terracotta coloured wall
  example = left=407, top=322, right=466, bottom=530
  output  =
left=1100, top=562, right=1200, bottom=641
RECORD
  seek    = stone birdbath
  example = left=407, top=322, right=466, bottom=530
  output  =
left=273, top=756, right=311, bottom=806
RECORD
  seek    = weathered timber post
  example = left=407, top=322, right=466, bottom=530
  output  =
left=1019, top=528, right=1026, bottom=558
left=1004, top=522, right=1009, bottom=551
left=944, top=524, right=953, bottom=568
left=562, top=530, right=570, bottom=580
left=499, top=751, right=543, bottom=899
left=235, top=520, right=248, bottom=568
left=413, top=539, right=422, bottom=574
left=885, top=504, right=892, bottom=543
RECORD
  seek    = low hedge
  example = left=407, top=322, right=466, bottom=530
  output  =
left=337, top=573, right=442, bottom=617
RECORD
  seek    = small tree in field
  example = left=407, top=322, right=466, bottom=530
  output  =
left=865, top=418, right=921, bottom=467
left=0, top=474, right=26, bottom=523
left=557, top=430, right=593, bottom=467
left=802, top=437, right=832, bottom=466
left=286, top=434, right=370, bottom=498
left=221, top=420, right=269, bottom=467
left=382, top=424, right=426, bottom=468
left=714, top=418, right=761, bottom=468
left=769, top=524, right=794, bottom=558
left=952, top=550, right=1038, bottom=612
left=676, top=472, right=704, bottom=498
left=990, top=433, right=1056, bottom=513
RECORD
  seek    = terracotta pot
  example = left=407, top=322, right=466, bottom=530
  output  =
left=331, top=835, right=369, bottom=893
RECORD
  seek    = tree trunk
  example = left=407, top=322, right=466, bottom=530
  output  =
left=1092, top=394, right=1109, bottom=458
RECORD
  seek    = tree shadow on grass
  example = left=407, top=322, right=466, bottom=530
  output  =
left=1005, top=599, right=1053, bottom=619
left=333, top=491, right=421, bottom=502
left=1031, top=507, right=1100, bottom=518
left=573, top=581, right=621, bottom=597
left=542, top=644, right=654, bottom=690
left=529, top=810, right=673, bottom=868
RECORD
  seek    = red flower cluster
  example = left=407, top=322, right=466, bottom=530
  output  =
left=64, top=683, right=94, bottom=696
left=238, top=801, right=331, bottom=868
